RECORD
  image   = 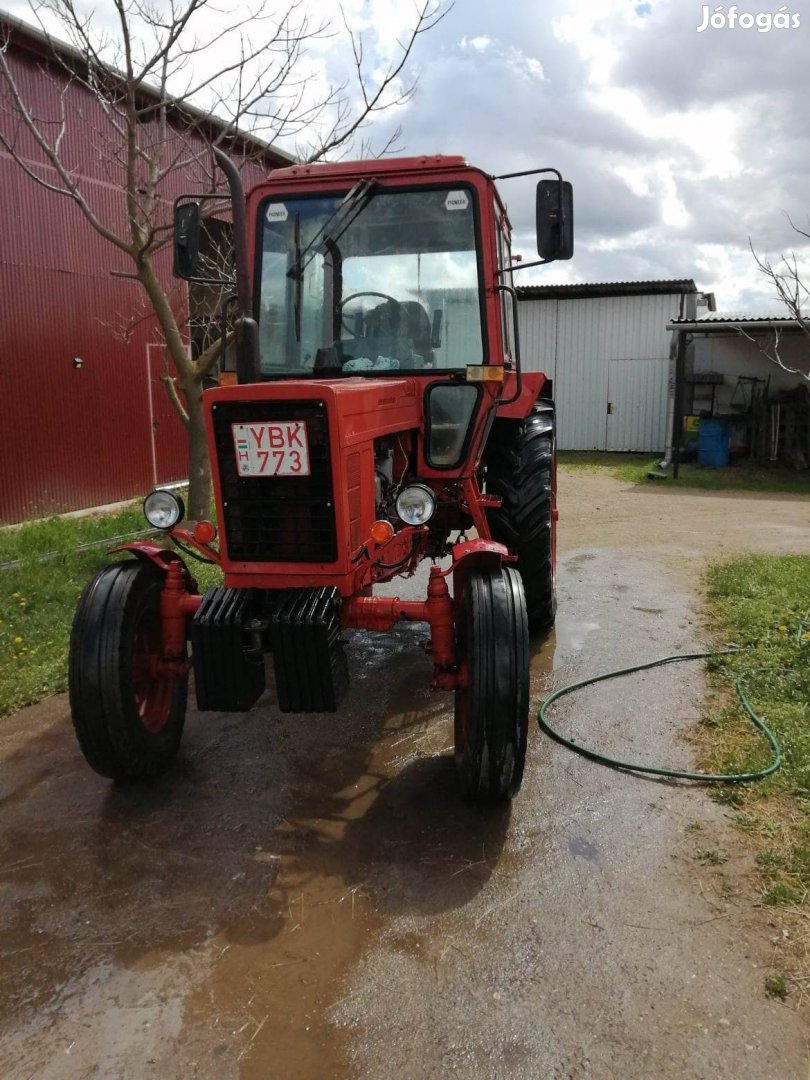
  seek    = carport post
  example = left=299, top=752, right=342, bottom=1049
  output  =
left=671, top=327, right=688, bottom=479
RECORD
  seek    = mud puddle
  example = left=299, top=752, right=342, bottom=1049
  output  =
left=185, top=624, right=557, bottom=1078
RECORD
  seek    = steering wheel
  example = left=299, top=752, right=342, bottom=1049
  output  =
left=340, top=291, right=406, bottom=337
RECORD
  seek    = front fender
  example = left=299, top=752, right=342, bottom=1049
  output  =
left=451, top=538, right=511, bottom=605
left=496, top=372, right=548, bottom=419
left=110, top=542, right=194, bottom=585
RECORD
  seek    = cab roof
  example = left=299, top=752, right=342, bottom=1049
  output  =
left=259, top=154, right=510, bottom=232
left=268, top=155, right=472, bottom=182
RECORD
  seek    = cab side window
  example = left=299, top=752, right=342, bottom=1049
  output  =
left=495, top=214, right=515, bottom=362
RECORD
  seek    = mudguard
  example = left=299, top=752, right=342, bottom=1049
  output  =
left=110, top=542, right=189, bottom=576
left=451, top=538, right=512, bottom=607
left=496, top=372, right=549, bottom=419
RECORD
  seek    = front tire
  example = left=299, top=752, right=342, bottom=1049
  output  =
left=485, top=400, right=556, bottom=633
left=454, top=566, right=529, bottom=802
left=69, top=561, right=188, bottom=781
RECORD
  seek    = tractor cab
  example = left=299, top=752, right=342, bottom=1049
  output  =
left=253, top=158, right=571, bottom=382
left=175, top=154, right=572, bottom=388
left=256, top=167, right=481, bottom=376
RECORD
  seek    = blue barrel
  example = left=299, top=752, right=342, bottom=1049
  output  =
left=697, top=418, right=730, bottom=468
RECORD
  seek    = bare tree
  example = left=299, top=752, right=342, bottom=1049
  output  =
left=744, top=227, right=810, bottom=383
left=0, top=0, right=446, bottom=518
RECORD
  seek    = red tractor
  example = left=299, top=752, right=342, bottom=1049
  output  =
left=68, top=154, right=573, bottom=802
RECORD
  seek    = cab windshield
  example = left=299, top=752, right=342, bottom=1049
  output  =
left=257, top=185, right=484, bottom=376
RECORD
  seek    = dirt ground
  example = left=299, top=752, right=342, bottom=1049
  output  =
left=1, top=471, right=809, bottom=1079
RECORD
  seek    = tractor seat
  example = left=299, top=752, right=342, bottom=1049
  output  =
left=362, top=299, right=432, bottom=366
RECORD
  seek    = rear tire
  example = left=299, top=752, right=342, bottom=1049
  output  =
left=454, top=566, right=529, bottom=802
left=485, top=399, right=556, bottom=633
left=69, top=561, right=188, bottom=781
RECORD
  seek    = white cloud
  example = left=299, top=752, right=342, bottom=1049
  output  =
left=460, top=35, right=492, bottom=51
left=7, top=0, right=810, bottom=310
left=384, top=0, right=810, bottom=309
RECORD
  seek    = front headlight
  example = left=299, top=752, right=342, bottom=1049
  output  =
left=395, top=484, right=436, bottom=526
left=143, top=489, right=185, bottom=529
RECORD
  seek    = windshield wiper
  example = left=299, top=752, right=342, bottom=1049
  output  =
left=286, top=178, right=377, bottom=285
left=290, top=212, right=302, bottom=344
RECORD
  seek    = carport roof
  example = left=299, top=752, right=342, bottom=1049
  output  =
left=667, top=312, right=805, bottom=332
left=517, top=279, right=697, bottom=300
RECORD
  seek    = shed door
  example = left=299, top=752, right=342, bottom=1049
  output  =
left=605, top=358, right=669, bottom=452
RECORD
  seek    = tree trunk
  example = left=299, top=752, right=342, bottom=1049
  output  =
left=184, top=381, right=211, bottom=520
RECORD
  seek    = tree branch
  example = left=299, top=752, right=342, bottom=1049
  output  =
left=735, top=324, right=810, bottom=383
left=161, top=368, right=190, bottom=427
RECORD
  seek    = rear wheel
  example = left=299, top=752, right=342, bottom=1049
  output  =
left=69, top=560, right=188, bottom=780
left=485, top=400, right=556, bottom=633
left=454, top=566, right=529, bottom=802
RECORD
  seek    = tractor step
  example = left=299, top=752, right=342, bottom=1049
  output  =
left=270, top=587, right=349, bottom=713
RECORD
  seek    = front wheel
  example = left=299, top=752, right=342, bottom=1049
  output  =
left=69, top=560, right=188, bottom=780
left=454, top=566, right=529, bottom=802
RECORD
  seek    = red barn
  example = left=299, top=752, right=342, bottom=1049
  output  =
left=0, top=12, right=293, bottom=523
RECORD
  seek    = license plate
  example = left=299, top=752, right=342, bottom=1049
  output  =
left=232, top=421, right=310, bottom=477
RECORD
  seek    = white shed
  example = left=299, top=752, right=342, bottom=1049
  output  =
left=517, top=280, right=701, bottom=452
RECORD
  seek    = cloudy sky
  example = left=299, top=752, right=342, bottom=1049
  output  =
left=354, top=0, right=810, bottom=312
left=8, top=0, right=810, bottom=311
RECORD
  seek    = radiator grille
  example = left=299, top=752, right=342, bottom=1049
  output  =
left=212, top=400, right=337, bottom=563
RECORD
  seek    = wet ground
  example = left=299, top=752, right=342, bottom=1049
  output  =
left=1, top=472, right=809, bottom=1078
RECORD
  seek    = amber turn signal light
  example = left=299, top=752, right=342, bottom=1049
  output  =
left=370, top=520, right=394, bottom=545
left=193, top=520, right=218, bottom=544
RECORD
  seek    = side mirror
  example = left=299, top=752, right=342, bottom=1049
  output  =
left=536, top=179, right=573, bottom=262
left=173, top=201, right=201, bottom=279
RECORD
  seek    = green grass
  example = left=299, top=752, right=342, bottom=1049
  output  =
left=764, top=972, right=789, bottom=1000
left=557, top=451, right=651, bottom=473
left=0, top=504, right=148, bottom=564
left=559, top=450, right=810, bottom=494
left=0, top=503, right=221, bottom=717
left=701, top=554, right=810, bottom=929
left=619, top=459, right=810, bottom=493
left=695, top=848, right=728, bottom=866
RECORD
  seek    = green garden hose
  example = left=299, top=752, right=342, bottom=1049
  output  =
left=538, top=649, right=782, bottom=783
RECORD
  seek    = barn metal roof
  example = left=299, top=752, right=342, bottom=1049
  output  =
left=517, top=279, right=697, bottom=300
left=0, top=10, right=296, bottom=167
